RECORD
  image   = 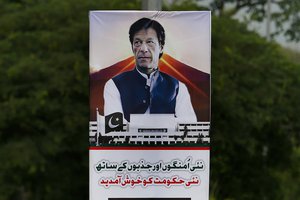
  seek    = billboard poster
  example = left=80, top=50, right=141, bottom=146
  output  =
left=89, top=11, right=211, bottom=200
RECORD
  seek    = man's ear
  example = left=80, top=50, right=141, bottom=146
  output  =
left=160, top=45, right=164, bottom=53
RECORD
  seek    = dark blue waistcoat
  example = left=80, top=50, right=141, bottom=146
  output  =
left=112, top=69, right=179, bottom=122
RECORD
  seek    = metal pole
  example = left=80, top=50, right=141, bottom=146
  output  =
left=266, top=0, right=271, bottom=41
left=142, top=0, right=162, bottom=11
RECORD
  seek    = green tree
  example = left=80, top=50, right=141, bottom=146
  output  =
left=0, top=0, right=141, bottom=199
left=1, top=0, right=299, bottom=199
left=209, top=0, right=300, bottom=41
left=210, top=16, right=300, bottom=200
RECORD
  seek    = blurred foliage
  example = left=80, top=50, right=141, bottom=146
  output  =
left=0, top=0, right=299, bottom=199
left=209, top=0, right=300, bottom=42
left=210, top=16, right=300, bottom=200
left=0, top=0, right=141, bottom=199
left=281, top=47, right=300, bottom=64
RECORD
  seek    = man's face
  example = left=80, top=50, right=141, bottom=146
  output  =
left=132, top=28, right=163, bottom=74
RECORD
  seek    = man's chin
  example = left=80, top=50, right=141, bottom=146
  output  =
left=137, top=64, right=152, bottom=70
left=137, top=65, right=155, bottom=74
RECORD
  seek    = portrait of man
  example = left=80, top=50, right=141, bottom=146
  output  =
left=103, top=18, right=196, bottom=122
left=89, top=11, right=211, bottom=132
left=89, top=11, right=211, bottom=200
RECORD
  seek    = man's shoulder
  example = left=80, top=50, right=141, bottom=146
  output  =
left=112, top=70, right=136, bottom=82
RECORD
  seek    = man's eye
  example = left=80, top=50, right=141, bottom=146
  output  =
left=134, top=41, right=141, bottom=46
left=147, top=40, right=154, bottom=44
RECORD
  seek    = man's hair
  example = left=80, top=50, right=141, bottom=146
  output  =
left=129, top=17, right=165, bottom=58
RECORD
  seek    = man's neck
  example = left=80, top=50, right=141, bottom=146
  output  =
left=136, top=66, right=157, bottom=77
left=136, top=66, right=158, bottom=79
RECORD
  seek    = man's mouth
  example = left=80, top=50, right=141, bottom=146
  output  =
left=138, top=56, right=151, bottom=59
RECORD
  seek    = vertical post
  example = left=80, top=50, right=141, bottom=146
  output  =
left=266, top=0, right=271, bottom=41
left=142, top=0, right=162, bottom=11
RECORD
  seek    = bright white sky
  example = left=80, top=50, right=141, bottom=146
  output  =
left=89, top=11, right=211, bottom=74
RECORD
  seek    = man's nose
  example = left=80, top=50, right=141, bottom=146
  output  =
left=140, top=42, right=148, bottom=52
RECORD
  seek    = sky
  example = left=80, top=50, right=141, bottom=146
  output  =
left=197, top=0, right=300, bottom=52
